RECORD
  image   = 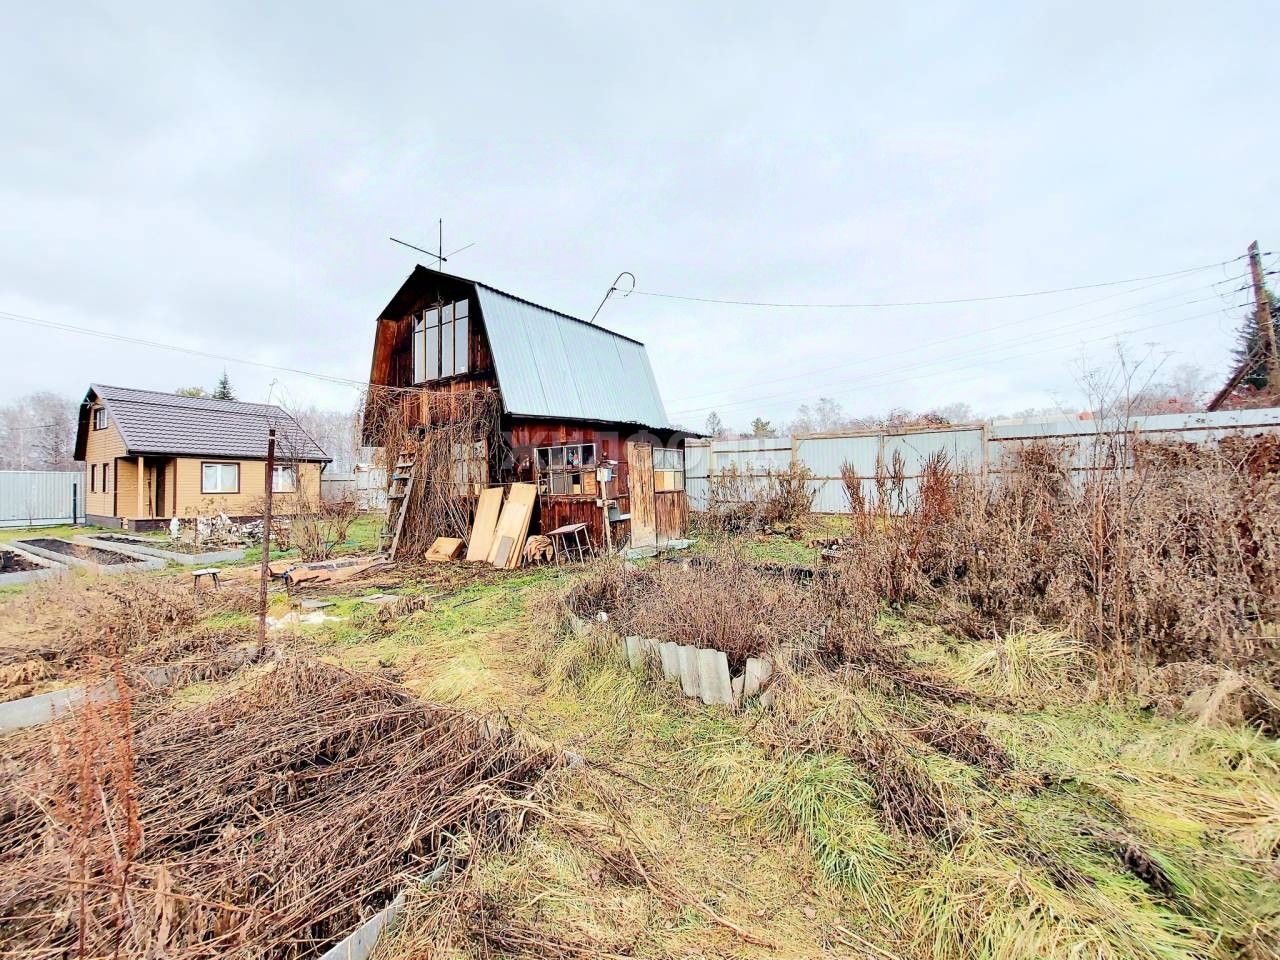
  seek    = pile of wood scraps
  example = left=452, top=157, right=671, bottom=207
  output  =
left=265, top=555, right=395, bottom=589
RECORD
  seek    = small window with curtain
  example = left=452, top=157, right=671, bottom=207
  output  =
left=272, top=465, right=297, bottom=493
left=90, top=464, right=97, bottom=492
left=102, top=462, right=109, bottom=493
left=201, top=462, right=240, bottom=494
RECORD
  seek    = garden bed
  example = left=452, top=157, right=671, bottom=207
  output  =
left=12, top=537, right=164, bottom=573
left=75, top=532, right=245, bottom=565
left=0, top=547, right=64, bottom=586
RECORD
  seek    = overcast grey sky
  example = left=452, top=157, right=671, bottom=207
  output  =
left=2, top=2, right=1275, bottom=429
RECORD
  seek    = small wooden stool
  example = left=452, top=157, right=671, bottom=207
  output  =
left=192, top=567, right=221, bottom=592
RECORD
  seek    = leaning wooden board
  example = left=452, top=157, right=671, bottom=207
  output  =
left=487, top=482, right=538, bottom=569
left=465, top=487, right=505, bottom=562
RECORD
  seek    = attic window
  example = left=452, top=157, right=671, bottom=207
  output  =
left=413, top=298, right=470, bottom=382
left=92, top=407, right=107, bottom=430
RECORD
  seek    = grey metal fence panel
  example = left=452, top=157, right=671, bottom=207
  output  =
left=689, top=409, right=1280, bottom=516
left=794, top=434, right=881, bottom=512
left=0, top=471, right=84, bottom=528
left=684, top=441, right=711, bottom=511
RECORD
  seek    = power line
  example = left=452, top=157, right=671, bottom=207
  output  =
left=636, top=258, right=1243, bottom=309
left=669, top=296, right=1250, bottom=418
left=671, top=273, right=1245, bottom=405
left=672, top=304, right=1247, bottom=424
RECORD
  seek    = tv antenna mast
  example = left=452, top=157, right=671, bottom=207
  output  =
left=389, top=219, right=476, bottom=267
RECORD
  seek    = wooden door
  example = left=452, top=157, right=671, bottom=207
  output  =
left=627, top=441, right=657, bottom=549
left=154, top=462, right=166, bottom=517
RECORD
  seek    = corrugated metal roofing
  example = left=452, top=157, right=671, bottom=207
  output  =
left=472, top=283, right=672, bottom=428
left=85, top=385, right=330, bottom=461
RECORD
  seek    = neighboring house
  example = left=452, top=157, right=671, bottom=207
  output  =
left=365, top=265, right=692, bottom=548
left=74, top=385, right=330, bottom=530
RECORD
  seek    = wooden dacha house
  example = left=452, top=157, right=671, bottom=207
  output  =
left=365, top=265, right=691, bottom=553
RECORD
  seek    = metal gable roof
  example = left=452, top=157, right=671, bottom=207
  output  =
left=473, top=283, right=672, bottom=428
left=82, top=385, right=330, bottom=462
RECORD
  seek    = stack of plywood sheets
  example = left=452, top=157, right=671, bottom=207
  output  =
left=487, top=483, right=537, bottom=569
left=465, top=487, right=504, bottom=562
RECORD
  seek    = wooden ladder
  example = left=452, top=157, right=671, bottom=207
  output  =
left=380, top=448, right=418, bottom=560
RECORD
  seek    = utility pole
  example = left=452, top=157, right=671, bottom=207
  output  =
left=257, top=428, right=276, bottom=652
left=1248, top=241, right=1280, bottom=393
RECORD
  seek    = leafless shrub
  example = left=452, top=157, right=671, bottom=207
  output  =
left=567, top=555, right=819, bottom=670
left=705, top=462, right=815, bottom=536
left=363, top=386, right=503, bottom=555
left=837, top=434, right=1280, bottom=688
left=289, top=491, right=359, bottom=561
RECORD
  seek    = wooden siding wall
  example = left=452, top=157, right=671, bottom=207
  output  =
left=81, top=411, right=126, bottom=517
left=171, top=459, right=322, bottom=518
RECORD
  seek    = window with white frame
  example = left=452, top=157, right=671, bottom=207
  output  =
left=201, top=462, right=240, bottom=494
left=654, top=447, right=685, bottom=492
left=412, top=298, right=469, bottom=382
left=272, top=464, right=297, bottom=493
left=535, top=443, right=598, bottom=496
left=92, top=407, right=107, bottom=430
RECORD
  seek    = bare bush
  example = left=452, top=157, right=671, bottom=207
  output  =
left=836, top=435, right=1280, bottom=686
left=289, top=492, right=359, bottom=561
left=705, top=462, right=815, bottom=536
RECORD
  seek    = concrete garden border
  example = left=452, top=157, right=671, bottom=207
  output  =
left=74, top=533, right=245, bottom=566
left=566, top=610, right=774, bottom=708
left=13, top=537, right=164, bottom=574
left=0, top=643, right=272, bottom=735
left=0, top=545, right=67, bottom=586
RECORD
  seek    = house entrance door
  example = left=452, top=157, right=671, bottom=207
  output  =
left=154, top=462, right=166, bottom=517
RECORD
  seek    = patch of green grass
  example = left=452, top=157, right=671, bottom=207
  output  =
left=0, top=524, right=109, bottom=544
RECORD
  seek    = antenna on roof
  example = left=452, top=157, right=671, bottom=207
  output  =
left=389, top=221, right=477, bottom=268
left=589, top=271, right=636, bottom=326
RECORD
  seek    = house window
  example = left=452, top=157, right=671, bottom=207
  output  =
left=90, top=464, right=97, bottom=492
left=535, top=443, right=598, bottom=496
left=201, top=462, right=240, bottom=494
left=654, top=447, right=685, bottom=492
left=412, top=298, right=470, bottom=382
left=272, top=465, right=297, bottom=493
left=101, top=462, right=110, bottom=493
left=92, top=407, right=107, bottom=430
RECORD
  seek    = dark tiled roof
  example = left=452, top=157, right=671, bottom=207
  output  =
left=86, top=385, right=330, bottom=461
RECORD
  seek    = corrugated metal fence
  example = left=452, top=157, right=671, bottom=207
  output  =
left=320, top=466, right=388, bottom=510
left=687, top=408, right=1280, bottom=514
left=0, top=471, right=85, bottom=529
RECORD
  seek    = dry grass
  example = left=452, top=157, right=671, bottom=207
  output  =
left=0, top=573, right=259, bottom=702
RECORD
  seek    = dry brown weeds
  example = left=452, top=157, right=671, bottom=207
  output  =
left=0, top=660, right=560, bottom=958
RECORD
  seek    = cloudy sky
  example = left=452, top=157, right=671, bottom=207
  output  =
left=2, top=2, right=1275, bottom=431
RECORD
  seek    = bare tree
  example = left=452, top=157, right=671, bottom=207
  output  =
left=0, top=392, right=78, bottom=470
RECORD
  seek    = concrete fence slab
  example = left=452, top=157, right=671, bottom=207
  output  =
left=697, top=648, right=733, bottom=706
left=743, top=658, right=773, bottom=699
left=677, top=645, right=701, bottom=698
left=658, top=641, right=681, bottom=680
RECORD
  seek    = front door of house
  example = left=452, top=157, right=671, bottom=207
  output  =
left=154, top=462, right=165, bottom=517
